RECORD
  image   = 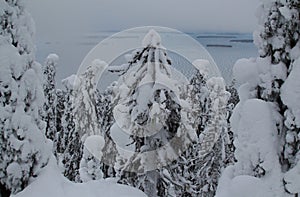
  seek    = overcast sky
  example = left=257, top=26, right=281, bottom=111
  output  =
left=27, top=0, right=261, bottom=86
left=28, top=0, right=261, bottom=39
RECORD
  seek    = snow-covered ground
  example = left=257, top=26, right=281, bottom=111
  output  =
left=12, top=157, right=146, bottom=197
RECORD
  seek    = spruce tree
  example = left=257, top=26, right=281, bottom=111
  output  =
left=256, top=0, right=300, bottom=194
left=112, top=30, right=195, bottom=197
left=217, top=1, right=300, bottom=195
left=73, top=60, right=105, bottom=140
left=162, top=75, right=230, bottom=197
left=0, top=0, right=50, bottom=194
left=43, top=54, right=59, bottom=141
left=97, top=85, right=118, bottom=178
left=59, top=75, right=81, bottom=182
left=53, top=88, right=66, bottom=157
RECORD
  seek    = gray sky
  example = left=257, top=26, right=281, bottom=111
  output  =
left=27, top=0, right=261, bottom=87
left=28, top=0, right=261, bottom=39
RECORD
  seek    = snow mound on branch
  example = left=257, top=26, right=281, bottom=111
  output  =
left=142, top=29, right=162, bottom=47
left=281, top=57, right=300, bottom=127
left=91, top=59, right=107, bottom=72
left=62, top=74, right=80, bottom=90
left=192, top=59, right=210, bottom=77
left=84, top=135, right=105, bottom=160
left=45, top=54, right=59, bottom=65
left=13, top=157, right=146, bottom=197
left=233, top=58, right=260, bottom=86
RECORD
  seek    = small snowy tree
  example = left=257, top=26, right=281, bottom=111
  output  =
left=79, top=136, right=105, bottom=182
left=43, top=54, right=59, bottom=141
left=0, top=0, right=50, bottom=194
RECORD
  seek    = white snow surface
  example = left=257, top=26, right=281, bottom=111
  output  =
left=216, top=166, right=272, bottom=197
left=13, top=157, right=146, bottom=197
left=217, top=98, right=284, bottom=196
left=284, top=161, right=300, bottom=194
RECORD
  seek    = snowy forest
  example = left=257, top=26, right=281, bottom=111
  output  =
left=0, top=0, right=300, bottom=197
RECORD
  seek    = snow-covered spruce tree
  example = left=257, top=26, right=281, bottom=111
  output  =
left=0, top=0, right=50, bottom=194
left=96, top=84, right=118, bottom=178
left=111, top=30, right=195, bottom=197
left=217, top=1, right=300, bottom=196
left=189, top=60, right=210, bottom=137
left=57, top=75, right=81, bottom=182
left=255, top=0, right=300, bottom=194
left=162, top=75, right=230, bottom=197
left=76, top=60, right=107, bottom=182
left=74, top=59, right=105, bottom=140
left=196, top=78, right=230, bottom=197
left=42, top=54, right=59, bottom=141
left=53, top=88, right=65, bottom=157
left=279, top=1, right=300, bottom=195
left=224, top=80, right=238, bottom=166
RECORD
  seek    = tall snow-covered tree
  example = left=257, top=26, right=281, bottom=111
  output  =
left=0, top=0, right=50, bottom=194
left=53, top=88, right=66, bottom=157
left=75, top=60, right=108, bottom=182
left=255, top=0, right=300, bottom=194
left=196, top=77, right=230, bottom=197
left=57, top=60, right=106, bottom=182
left=73, top=59, right=106, bottom=140
left=56, top=75, right=81, bottom=182
left=111, top=30, right=195, bottom=197
left=217, top=0, right=300, bottom=196
left=42, top=54, right=59, bottom=141
left=162, top=75, right=230, bottom=197
left=96, top=84, right=118, bottom=178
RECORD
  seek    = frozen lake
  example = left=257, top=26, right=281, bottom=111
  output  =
left=35, top=31, right=258, bottom=87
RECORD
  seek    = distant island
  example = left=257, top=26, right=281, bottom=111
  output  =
left=197, top=35, right=237, bottom=39
left=230, top=39, right=254, bottom=43
left=206, top=44, right=233, bottom=48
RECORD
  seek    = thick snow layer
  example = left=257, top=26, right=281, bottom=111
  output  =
left=13, top=157, right=146, bottom=197
left=216, top=167, right=272, bottom=197
left=84, top=135, right=105, bottom=160
left=142, top=29, right=162, bottom=48
left=192, top=59, right=210, bottom=77
left=233, top=58, right=260, bottom=87
left=45, top=54, right=59, bottom=65
left=284, top=162, right=300, bottom=194
left=62, top=74, right=80, bottom=90
left=90, top=59, right=108, bottom=83
left=225, top=99, right=283, bottom=196
left=281, top=57, right=300, bottom=127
